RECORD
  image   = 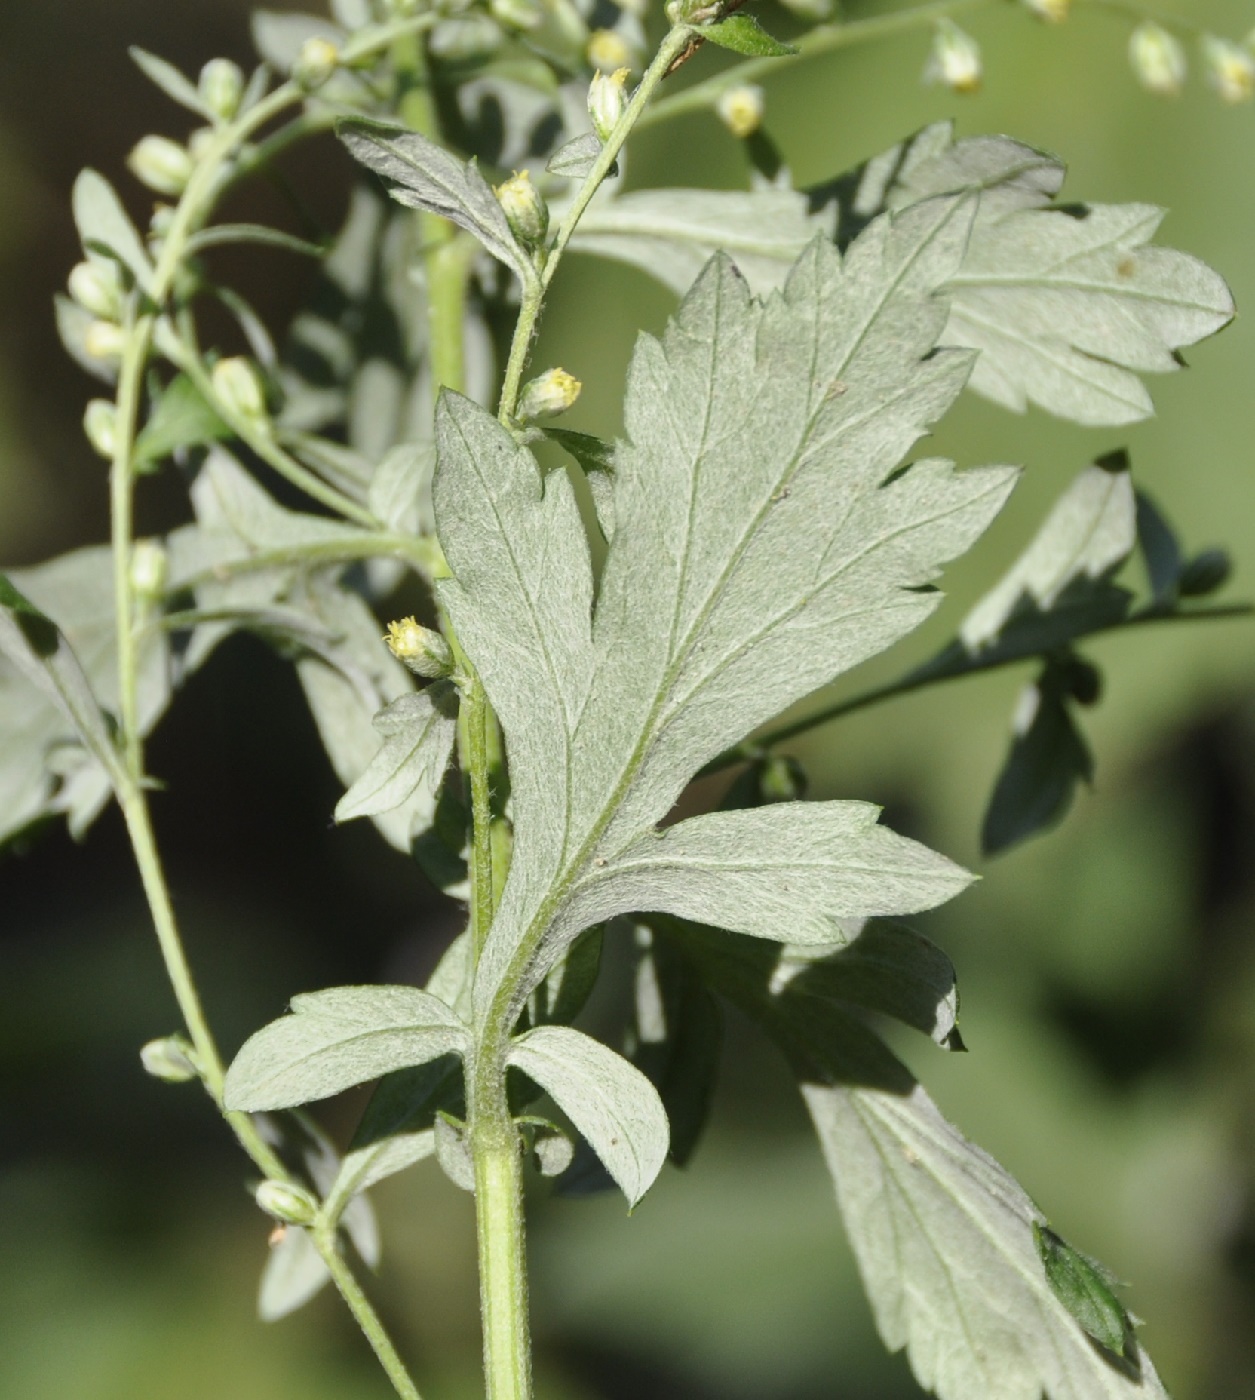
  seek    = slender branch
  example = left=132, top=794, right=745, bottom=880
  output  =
left=703, top=601, right=1254, bottom=775
left=315, top=1233, right=426, bottom=1400
left=636, top=0, right=1195, bottom=134
left=496, top=23, right=696, bottom=424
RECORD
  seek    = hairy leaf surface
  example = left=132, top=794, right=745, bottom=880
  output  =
left=224, top=986, right=470, bottom=1112
left=824, top=123, right=1234, bottom=425
left=435, top=201, right=1017, bottom=1022
left=506, top=1024, right=669, bottom=1206
left=334, top=683, right=459, bottom=826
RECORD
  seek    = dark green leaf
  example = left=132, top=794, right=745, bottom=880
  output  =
left=1035, top=1223, right=1133, bottom=1358
left=982, top=662, right=1093, bottom=856
left=1134, top=490, right=1182, bottom=605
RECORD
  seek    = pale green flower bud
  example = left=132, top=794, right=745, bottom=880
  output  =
left=924, top=20, right=982, bottom=94
left=1021, top=0, right=1070, bottom=21
left=587, top=28, right=634, bottom=74
left=255, top=1180, right=318, bottom=1226
left=715, top=84, right=765, bottom=139
left=69, top=261, right=123, bottom=321
left=83, top=399, right=119, bottom=458
left=1129, top=23, right=1187, bottom=97
left=384, top=617, right=455, bottom=679
left=494, top=170, right=549, bottom=247
left=518, top=367, right=581, bottom=421
left=149, top=204, right=177, bottom=240
left=130, top=539, right=169, bottom=601
left=199, top=58, right=245, bottom=121
left=212, top=356, right=269, bottom=422
left=128, top=135, right=194, bottom=197
left=84, top=320, right=127, bottom=362
left=140, top=1035, right=199, bottom=1083
left=588, top=67, right=630, bottom=141
left=1202, top=34, right=1255, bottom=103
left=187, top=127, right=217, bottom=163
left=490, top=0, right=544, bottom=32
left=294, top=36, right=340, bottom=91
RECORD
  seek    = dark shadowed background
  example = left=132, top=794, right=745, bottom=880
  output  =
left=3, top=1, right=1255, bottom=1397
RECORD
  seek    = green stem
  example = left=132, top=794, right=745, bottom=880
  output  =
left=704, top=601, right=1254, bottom=774
left=315, top=1233, right=425, bottom=1400
left=635, top=0, right=1192, bottom=135
left=466, top=677, right=497, bottom=963
left=470, top=1080, right=531, bottom=1400
left=172, top=533, right=440, bottom=591
left=496, top=23, right=696, bottom=424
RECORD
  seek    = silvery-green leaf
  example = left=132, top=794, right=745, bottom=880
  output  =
left=339, top=120, right=530, bottom=283
left=369, top=442, right=437, bottom=535
left=434, top=1111, right=476, bottom=1192
left=258, top=1225, right=331, bottom=1322
left=804, top=1082, right=1166, bottom=1399
left=334, top=684, right=459, bottom=826
left=54, top=296, right=115, bottom=384
left=72, top=169, right=153, bottom=291
left=982, top=664, right=1093, bottom=857
left=961, top=453, right=1136, bottom=652
left=506, top=1024, right=669, bottom=1207
left=439, top=202, right=1017, bottom=1023
left=570, top=187, right=832, bottom=296
left=521, top=1116, right=576, bottom=1177
left=0, top=573, right=121, bottom=788
left=252, top=12, right=347, bottom=70
left=771, top=918, right=962, bottom=1049
left=547, top=132, right=605, bottom=181
left=825, top=123, right=1234, bottom=426
left=129, top=47, right=211, bottom=119
left=559, top=802, right=971, bottom=946
left=331, top=0, right=372, bottom=29
left=224, top=985, right=470, bottom=1112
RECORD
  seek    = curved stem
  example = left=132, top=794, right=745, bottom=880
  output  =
left=496, top=23, right=695, bottom=424
left=636, top=0, right=1192, bottom=134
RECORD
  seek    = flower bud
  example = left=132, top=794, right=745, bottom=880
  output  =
left=83, top=399, right=119, bottom=458
left=1202, top=34, right=1255, bottom=104
left=84, top=320, right=127, bottom=362
left=130, top=539, right=169, bottom=601
left=69, top=261, right=123, bottom=321
left=588, top=67, right=630, bottom=141
left=212, top=356, right=269, bottom=422
left=518, top=367, right=581, bottom=421
left=187, top=127, right=217, bottom=163
left=715, top=84, right=765, bottom=139
left=587, top=28, right=634, bottom=74
left=1179, top=548, right=1232, bottom=598
left=924, top=20, right=982, bottom=94
left=127, top=135, right=194, bottom=197
left=1129, top=23, right=1187, bottom=97
left=149, top=204, right=177, bottom=239
left=294, top=36, right=340, bottom=91
left=199, top=58, right=245, bottom=121
left=494, top=170, right=549, bottom=247
left=384, top=617, right=455, bottom=679
left=254, top=1180, right=319, bottom=1226
left=1021, top=0, right=1070, bottom=21
left=140, top=1035, right=199, bottom=1083
left=490, top=0, right=544, bottom=32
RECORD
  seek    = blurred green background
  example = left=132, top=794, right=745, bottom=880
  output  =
left=3, top=1, right=1255, bottom=1396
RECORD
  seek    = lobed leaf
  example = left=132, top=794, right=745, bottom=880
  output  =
left=224, top=985, right=470, bottom=1112
left=822, top=123, right=1234, bottom=426
left=339, top=120, right=531, bottom=283
left=436, top=200, right=1018, bottom=1025
left=334, top=684, right=459, bottom=827
left=506, top=1024, right=669, bottom=1207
